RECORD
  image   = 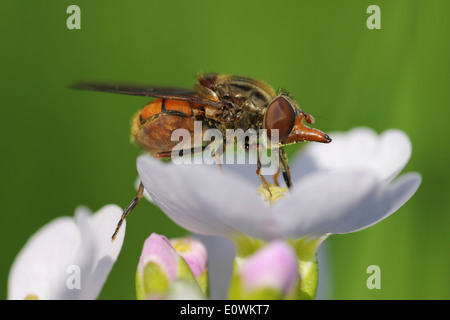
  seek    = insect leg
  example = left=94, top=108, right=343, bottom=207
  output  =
left=158, top=144, right=225, bottom=172
left=273, top=169, right=280, bottom=187
left=155, top=151, right=174, bottom=159
left=111, top=144, right=216, bottom=241
left=212, top=142, right=224, bottom=172
left=112, top=182, right=144, bottom=241
left=279, top=147, right=293, bottom=189
left=111, top=150, right=184, bottom=241
left=257, top=145, right=272, bottom=198
left=155, top=145, right=207, bottom=159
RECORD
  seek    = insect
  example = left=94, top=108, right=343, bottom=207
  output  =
left=73, top=73, right=331, bottom=240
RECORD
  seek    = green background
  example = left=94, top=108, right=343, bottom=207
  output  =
left=1, top=0, right=448, bottom=300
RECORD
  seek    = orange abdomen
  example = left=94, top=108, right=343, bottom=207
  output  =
left=132, top=99, right=204, bottom=155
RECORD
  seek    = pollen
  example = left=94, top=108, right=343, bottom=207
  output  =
left=171, top=239, right=192, bottom=254
left=257, top=184, right=288, bottom=204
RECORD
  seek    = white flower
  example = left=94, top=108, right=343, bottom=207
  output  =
left=136, top=127, right=421, bottom=243
left=8, top=205, right=126, bottom=300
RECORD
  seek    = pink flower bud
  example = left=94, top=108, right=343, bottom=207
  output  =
left=240, top=240, right=299, bottom=296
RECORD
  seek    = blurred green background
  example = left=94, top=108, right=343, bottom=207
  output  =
left=1, top=0, right=448, bottom=300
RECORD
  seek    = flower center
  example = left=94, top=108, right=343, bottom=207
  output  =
left=171, top=239, right=191, bottom=254
left=257, top=184, right=288, bottom=204
left=24, top=294, right=39, bottom=300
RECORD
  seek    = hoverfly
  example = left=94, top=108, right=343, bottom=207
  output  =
left=73, top=73, right=331, bottom=240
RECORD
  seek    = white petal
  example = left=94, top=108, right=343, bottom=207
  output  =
left=8, top=205, right=125, bottom=300
left=316, top=242, right=333, bottom=300
left=78, top=205, right=125, bottom=299
left=221, top=162, right=266, bottom=189
left=290, top=128, right=376, bottom=179
left=333, top=172, right=422, bottom=234
left=8, top=218, right=81, bottom=300
left=139, top=162, right=265, bottom=202
left=290, top=127, right=412, bottom=184
left=137, top=155, right=282, bottom=240
left=372, top=129, right=412, bottom=183
left=55, top=209, right=97, bottom=299
left=275, top=170, right=380, bottom=238
left=195, top=235, right=235, bottom=300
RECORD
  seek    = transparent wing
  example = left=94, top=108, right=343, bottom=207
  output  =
left=71, top=81, right=223, bottom=107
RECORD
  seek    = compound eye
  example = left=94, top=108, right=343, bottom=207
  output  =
left=265, top=96, right=296, bottom=141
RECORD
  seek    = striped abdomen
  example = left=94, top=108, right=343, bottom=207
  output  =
left=131, top=98, right=206, bottom=155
